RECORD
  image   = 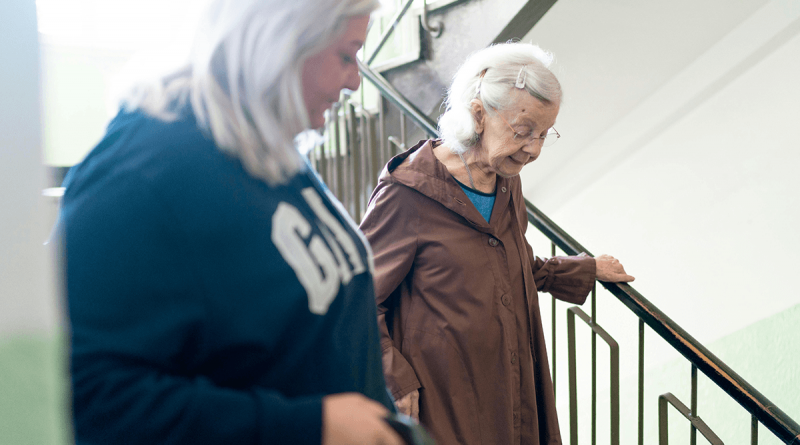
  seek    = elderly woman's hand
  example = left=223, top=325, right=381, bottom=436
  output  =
left=584, top=253, right=635, bottom=283
left=395, top=389, right=419, bottom=421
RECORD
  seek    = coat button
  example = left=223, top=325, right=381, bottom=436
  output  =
left=501, top=186, right=507, bottom=193
left=488, top=237, right=499, bottom=247
left=511, top=352, right=517, bottom=364
left=501, top=294, right=511, bottom=306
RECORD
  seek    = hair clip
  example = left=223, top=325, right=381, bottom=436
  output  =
left=515, top=66, right=527, bottom=89
left=476, top=68, right=488, bottom=95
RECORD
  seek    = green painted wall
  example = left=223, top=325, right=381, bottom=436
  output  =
left=0, top=335, right=71, bottom=445
left=641, top=303, right=800, bottom=445
left=559, top=303, right=800, bottom=445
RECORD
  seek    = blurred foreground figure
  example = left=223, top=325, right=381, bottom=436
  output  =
left=60, top=1, right=405, bottom=444
left=360, top=42, right=634, bottom=445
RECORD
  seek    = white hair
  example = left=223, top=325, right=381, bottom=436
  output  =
left=121, top=0, right=379, bottom=186
left=438, top=42, right=562, bottom=154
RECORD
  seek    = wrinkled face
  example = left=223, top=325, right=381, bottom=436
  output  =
left=301, top=15, right=370, bottom=129
left=475, top=89, right=560, bottom=178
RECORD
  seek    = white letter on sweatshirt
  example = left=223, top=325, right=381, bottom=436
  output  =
left=272, top=202, right=339, bottom=314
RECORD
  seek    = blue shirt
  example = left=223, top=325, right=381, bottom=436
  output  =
left=455, top=178, right=496, bottom=223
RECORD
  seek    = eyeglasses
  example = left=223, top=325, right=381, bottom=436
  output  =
left=495, top=111, right=560, bottom=147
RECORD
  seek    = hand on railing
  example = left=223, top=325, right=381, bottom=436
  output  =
left=582, top=252, right=635, bottom=283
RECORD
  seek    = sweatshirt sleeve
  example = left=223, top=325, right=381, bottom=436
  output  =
left=63, top=170, right=324, bottom=445
left=359, top=182, right=422, bottom=400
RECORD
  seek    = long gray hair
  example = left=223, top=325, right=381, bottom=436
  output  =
left=438, top=43, right=562, bottom=154
left=122, top=0, right=379, bottom=185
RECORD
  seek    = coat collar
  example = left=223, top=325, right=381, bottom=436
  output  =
left=380, top=139, right=515, bottom=233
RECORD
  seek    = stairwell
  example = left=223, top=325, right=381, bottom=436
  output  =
left=312, top=0, right=800, bottom=443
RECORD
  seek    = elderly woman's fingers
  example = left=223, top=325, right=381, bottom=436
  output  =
left=608, top=270, right=635, bottom=282
left=410, top=390, right=420, bottom=421
left=395, top=389, right=419, bottom=420
left=594, top=254, right=635, bottom=282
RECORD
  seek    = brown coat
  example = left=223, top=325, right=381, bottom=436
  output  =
left=360, top=140, right=596, bottom=445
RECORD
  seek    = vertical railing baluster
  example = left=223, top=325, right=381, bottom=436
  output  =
left=592, top=283, right=597, bottom=445
left=361, top=110, right=374, bottom=216
left=378, top=95, right=386, bottom=168
left=333, top=104, right=343, bottom=201
left=691, top=365, right=698, bottom=445
left=399, top=111, right=406, bottom=154
left=348, top=103, right=361, bottom=218
left=345, top=102, right=354, bottom=215
left=659, top=395, right=669, bottom=445
left=551, top=242, right=557, bottom=400
left=341, top=100, right=349, bottom=206
left=347, top=102, right=355, bottom=214
left=568, top=307, right=578, bottom=445
left=752, top=415, right=758, bottom=445
left=368, top=111, right=380, bottom=196
left=639, top=319, right=645, bottom=445
left=341, top=101, right=349, bottom=209
left=610, top=323, right=619, bottom=445
left=323, top=109, right=332, bottom=187
left=314, top=144, right=320, bottom=177
left=328, top=108, right=334, bottom=193
left=353, top=105, right=366, bottom=222
left=383, top=99, right=392, bottom=163
left=365, top=111, right=372, bottom=216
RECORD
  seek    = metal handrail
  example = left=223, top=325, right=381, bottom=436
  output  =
left=524, top=198, right=800, bottom=444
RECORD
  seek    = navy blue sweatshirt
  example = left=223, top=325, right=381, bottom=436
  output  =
left=60, top=109, right=392, bottom=444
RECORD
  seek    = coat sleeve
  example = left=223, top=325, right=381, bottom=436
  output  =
left=529, top=249, right=596, bottom=305
left=359, top=181, right=422, bottom=400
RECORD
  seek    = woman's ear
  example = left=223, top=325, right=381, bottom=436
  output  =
left=470, top=99, right=485, bottom=135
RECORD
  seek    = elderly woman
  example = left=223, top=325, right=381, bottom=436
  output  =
left=359, top=43, right=634, bottom=444
left=59, top=1, right=407, bottom=444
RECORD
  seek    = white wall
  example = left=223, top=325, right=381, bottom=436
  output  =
left=1, top=0, right=58, bottom=337
left=37, top=0, right=212, bottom=166
left=0, top=0, right=67, bottom=443
left=521, top=0, right=800, bottom=442
left=525, top=0, right=800, bottom=354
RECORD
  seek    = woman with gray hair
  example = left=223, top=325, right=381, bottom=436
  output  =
left=60, top=0, right=406, bottom=444
left=360, top=42, right=634, bottom=444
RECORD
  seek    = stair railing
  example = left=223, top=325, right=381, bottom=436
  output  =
left=525, top=198, right=800, bottom=445
left=306, top=49, right=800, bottom=445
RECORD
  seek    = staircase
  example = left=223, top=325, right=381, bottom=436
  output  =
left=308, top=1, right=800, bottom=443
